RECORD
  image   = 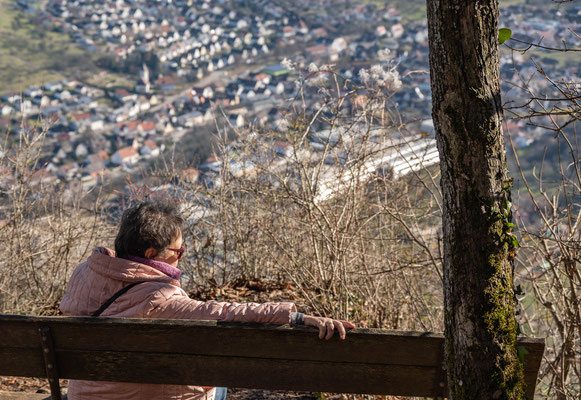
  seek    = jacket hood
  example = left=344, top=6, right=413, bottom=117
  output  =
left=88, top=247, right=179, bottom=285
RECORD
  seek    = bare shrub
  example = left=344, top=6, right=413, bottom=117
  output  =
left=504, top=37, right=581, bottom=399
left=0, top=120, right=114, bottom=315
left=171, top=66, right=444, bottom=330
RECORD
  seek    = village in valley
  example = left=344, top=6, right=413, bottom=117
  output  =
left=0, top=0, right=580, bottom=197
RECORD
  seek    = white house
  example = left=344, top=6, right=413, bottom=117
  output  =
left=140, top=139, right=160, bottom=157
left=44, top=82, right=63, bottom=92
left=177, top=111, right=205, bottom=127
left=112, top=146, right=139, bottom=165
left=24, top=87, right=42, bottom=98
left=90, top=118, right=105, bottom=131
left=1, top=104, right=13, bottom=116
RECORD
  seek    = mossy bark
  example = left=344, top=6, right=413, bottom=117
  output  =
left=426, top=1, right=526, bottom=399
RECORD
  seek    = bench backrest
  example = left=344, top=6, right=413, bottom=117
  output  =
left=0, top=314, right=545, bottom=399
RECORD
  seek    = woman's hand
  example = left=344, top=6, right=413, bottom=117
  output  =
left=303, top=315, right=355, bottom=340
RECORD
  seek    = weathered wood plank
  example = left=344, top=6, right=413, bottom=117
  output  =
left=1, top=349, right=439, bottom=397
left=0, top=349, right=45, bottom=377
left=0, top=349, right=441, bottom=397
left=0, top=315, right=446, bottom=366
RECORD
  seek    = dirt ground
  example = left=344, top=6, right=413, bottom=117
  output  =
left=0, top=377, right=335, bottom=399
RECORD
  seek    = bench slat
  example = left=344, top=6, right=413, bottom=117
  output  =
left=38, top=350, right=440, bottom=397
left=0, top=316, right=445, bottom=366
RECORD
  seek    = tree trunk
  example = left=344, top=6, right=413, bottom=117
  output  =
left=426, top=1, right=526, bottom=399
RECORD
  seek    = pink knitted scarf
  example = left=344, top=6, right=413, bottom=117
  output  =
left=126, top=255, right=182, bottom=280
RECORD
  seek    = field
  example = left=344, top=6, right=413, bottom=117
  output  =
left=363, top=0, right=527, bottom=22
left=0, top=0, right=130, bottom=94
left=85, top=70, right=136, bottom=90
left=0, top=0, right=74, bottom=92
left=526, top=48, right=581, bottom=68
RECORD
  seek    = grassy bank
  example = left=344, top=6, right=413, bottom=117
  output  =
left=0, top=0, right=96, bottom=93
left=362, top=0, right=526, bottom=23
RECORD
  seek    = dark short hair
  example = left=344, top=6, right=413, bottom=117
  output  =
left=115, top=200, right=184, bottom=259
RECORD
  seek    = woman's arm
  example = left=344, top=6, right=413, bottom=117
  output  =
left=146, top=289, right=296, bottom=324
left=146, top=288, right=355, bottom=338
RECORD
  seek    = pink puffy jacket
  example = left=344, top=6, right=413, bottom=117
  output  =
left=60, top=247, right=296, bottom=400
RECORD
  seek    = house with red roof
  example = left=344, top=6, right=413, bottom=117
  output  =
left=139, top=121, right=156, bottom=135
left=155, top=76, right=175, bottom=91
left=311, top=28, right=328, bottom=38
left=282, top=26, right=296, bottom=38
left=112, top=146, right=139, bottom=166
left=115, top=89, right=137, bottom=103
left=140, top=139, right=160, bottom=157
left=306, top=45, right=329, bottom=58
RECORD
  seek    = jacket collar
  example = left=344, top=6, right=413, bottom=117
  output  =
left=87, top=247, right=180, bottom=286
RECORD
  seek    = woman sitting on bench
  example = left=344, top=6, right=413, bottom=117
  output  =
left=60, top=199, right=354, bottom=400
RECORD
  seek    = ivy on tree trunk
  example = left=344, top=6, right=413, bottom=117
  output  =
left=426, top=0, right=526, bottom=399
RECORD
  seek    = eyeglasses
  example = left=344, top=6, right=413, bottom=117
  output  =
left=167, top=245, right=185, bottom=260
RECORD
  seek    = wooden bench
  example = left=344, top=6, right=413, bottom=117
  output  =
left=0, top=314, right=545, bottom=399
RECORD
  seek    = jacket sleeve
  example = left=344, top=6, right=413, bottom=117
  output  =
left=145, top=288, right=296, bottom=324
